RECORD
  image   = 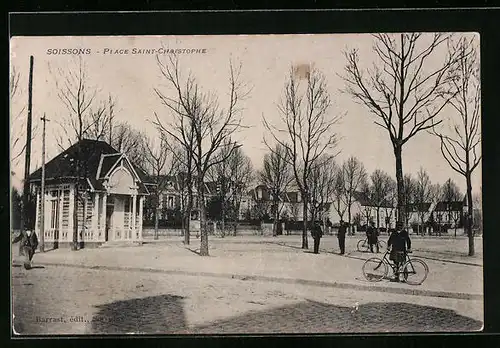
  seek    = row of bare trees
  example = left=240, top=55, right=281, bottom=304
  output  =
left=342, top=33, right=481, bottom=256
left=19, top=33, right=479, bottom=256
left=152, top=55, right=251, bottom=255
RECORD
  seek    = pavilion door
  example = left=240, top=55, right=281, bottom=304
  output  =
left=106, top=197, right=114, bottom=242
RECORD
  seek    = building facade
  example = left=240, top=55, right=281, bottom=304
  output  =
left=29, top=139, right=150, bottom=248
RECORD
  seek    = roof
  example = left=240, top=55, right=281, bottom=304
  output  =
left=30, top=139, right=118, bottom=188
left=434, top=201, right=464, bottom=212
left=98, top=154, right=122, bottom=179
left=352, top=191, right=394, bottom=208
left=30, top=139, right=149, bottom=194
left=407, top=202, right=432, bottom=213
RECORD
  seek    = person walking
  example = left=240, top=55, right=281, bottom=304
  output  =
left=311, top=221, right=323, bottom=254
left=387, top=221, right=412, bottom=282
left=337, top=220, right=347, bottom=255
left=12, top=229, right=38, bottom=270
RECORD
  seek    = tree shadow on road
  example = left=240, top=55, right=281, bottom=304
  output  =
left=192, top=300, right=483, bottom=334
left=91, top=294, right=188, bottom=334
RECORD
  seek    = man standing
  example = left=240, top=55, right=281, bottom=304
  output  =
left=12, top=229, right=38, bottom=270
left=387, top=221, right=412, bottom=282
left=311, top=221, right=323, bottom=254
left=368, top=221, right=379, bottom=253
left=337, top=220, right=347, bottom=255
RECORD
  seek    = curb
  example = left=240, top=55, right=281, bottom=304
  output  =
left=27, top=261, right=483, bottom=301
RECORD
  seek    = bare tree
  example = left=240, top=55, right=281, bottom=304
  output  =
left=51, top=57, right=113, bottom=251
left=226, top=146, right=254, bottom=236
left=413, top=168, right=435, bottom=235
left=369, top=169, right=394, bottom=231
left=154, top=54, right=249, bottom=256
left=264, top=65, right=341, bottom=248
left=260, top=143, right=294, bottom=236
left=111, top=121, right=148, bottom=171
left=308, top=155, right=336, bottom=231
left=441, top=178, right=463, bottom=237
left=331, top=164, right=348, bottom=222
left=342, top=33, right=460, bottom=225
left=359, top=180, right=374, bottom=226
left=402, top=173, right=417, bottom=229
left=383, top=177, right=397, bottom=232
left=143, top=132, right=176, bottom=240
left=432, top=35, right=481, bottom=256
left=472, top=189, right=482, bottom=234
left=342, top=156, right=367, bottom=234
left=207, top=140, right=233, bottom=236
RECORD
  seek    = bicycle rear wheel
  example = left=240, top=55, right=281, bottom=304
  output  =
left=403, top=259, right=429, bottom=285
left=362, top=257, right=388, bottom=282
left=357, top=239, right=369, bottom=252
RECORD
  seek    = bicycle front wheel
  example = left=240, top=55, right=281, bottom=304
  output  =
left=357, top=239, right=369, bottom=252
left=403, top=259, right=429, bottom=285
left=362, top=257, right=388, bottom=282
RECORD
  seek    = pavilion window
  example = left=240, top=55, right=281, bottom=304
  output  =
left=62, top=190, right=70, bottom=229
left=49, top=190, right=60, bottom=230
left=124, top=197, right=131, bottom=229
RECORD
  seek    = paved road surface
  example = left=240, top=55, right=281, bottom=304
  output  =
left=12, top=263, right=483, bottom=335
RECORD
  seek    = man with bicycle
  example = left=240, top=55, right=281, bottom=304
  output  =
left=387, top=221, right=412, bottom=282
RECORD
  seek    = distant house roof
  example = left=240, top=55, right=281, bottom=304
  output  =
left=407, top=202, right=432, bottom=213
left=30, top=139, right=149, bottom=194
left=434, top=201, right=465, bottom=212
left=352, top=191, right=394, bottom=208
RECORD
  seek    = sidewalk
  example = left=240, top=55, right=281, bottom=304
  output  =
left=17, top=237, right=483, bottom=301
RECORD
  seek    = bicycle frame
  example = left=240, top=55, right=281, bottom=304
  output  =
left=377, top=249, right=410, bottom=275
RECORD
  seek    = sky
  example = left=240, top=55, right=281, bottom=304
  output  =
left=9, top=34, right=481, bottom=195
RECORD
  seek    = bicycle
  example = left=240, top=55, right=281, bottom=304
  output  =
left=362, top=249, right=429, bottom=285
left=357, top=236, right=386, bottom=253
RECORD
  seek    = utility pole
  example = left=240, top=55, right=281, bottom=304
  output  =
left=108, top=94, right=113, bottom=146
left=20, top=55, right=34, bottom=234
left=39, top=114, right=49, bottom=253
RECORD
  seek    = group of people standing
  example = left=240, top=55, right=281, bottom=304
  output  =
left=310, top=220, right=348, bottom=255
left=310, top=220, right=411, bottom=265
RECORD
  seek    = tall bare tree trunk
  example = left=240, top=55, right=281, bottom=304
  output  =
left=394, top=145, right=405, bottom=225
left=273, top=201, right=279, bottom=237
left=466, top=172, right=474, bottom=256
left=347, top=204, right=352, bottom=235
left=376, top=208, right=380, bottom=231
left=184, top=194, right=192, bottom=245
left=154, top=204, right=159, bottom=240
left=72, top=188, right=79, bottom=251
left=198, top=178, right=209, bottom=256
left=221, top=201, right=226, bottom=238
left=302, top=200, right=308, bottom=249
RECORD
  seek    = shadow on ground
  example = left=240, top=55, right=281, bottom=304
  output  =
left=90, top=295, right=481, bottom=334
left=192, top=300, right=482, bottom=334
left=91, top=294, right=188, bottom=334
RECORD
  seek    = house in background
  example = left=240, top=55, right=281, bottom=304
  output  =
left=29, top=139, right=150, bottom=248
left=350, top=191, right=397, bottom=230
left=431, top=199, right=466, bottom=228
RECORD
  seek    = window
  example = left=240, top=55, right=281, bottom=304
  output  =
left=50, top=196, right=59, bottom=229
left=168, top=196, right=174, bottom=208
